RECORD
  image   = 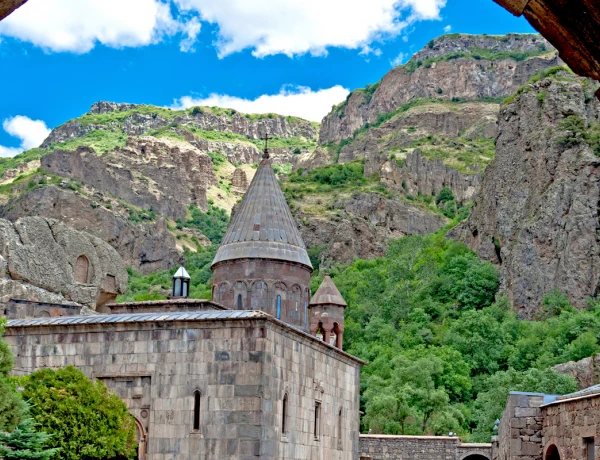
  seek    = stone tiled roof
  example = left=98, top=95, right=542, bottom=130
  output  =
left=310, top=275, right=347, bottom=307
left=211, top=159, right=312, bottom=269
left=557, top=383, right=600, bottom=400
left=6, top=310, right=262, bottom=327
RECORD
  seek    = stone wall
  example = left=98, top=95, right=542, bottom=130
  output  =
left=358, top=435, right=491, bottom=460
left=212, top=259, right=312, bottom=330
left=5, top=313, right=361, bottom=460
left=542, top=393, right=600, bottom=460
left=108, top=298, right=225, bottom=314
left=495, top=392, right=555, bottom=460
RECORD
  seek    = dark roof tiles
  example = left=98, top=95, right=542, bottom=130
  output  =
left=211, top=159, right=312, bottom=269
left=310, top=275, right=347, bottom=307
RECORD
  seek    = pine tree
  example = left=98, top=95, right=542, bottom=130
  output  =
left=0, top=415, right=60, bottom=460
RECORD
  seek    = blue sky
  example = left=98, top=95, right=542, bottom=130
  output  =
left=0, top=0, right=535, bottom=156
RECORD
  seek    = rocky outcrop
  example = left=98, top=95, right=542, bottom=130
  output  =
left=450, top=71, right=600, bottom=318
left=553, top=356, right=600, bottom=390
left=0, top=186, right=179, bottom=274
left=298, top=193, right=447, bottom=263
left=0, top=217, right=127, bottom=310
left=43, top=101, right=318, bottom=148
left=338, top=101, right=499, bottom=164
left=2, top=160, right=40, bottom=181
left=41, top=136, right=218, bottom=221
left=231, top=168, right=248, bottom=193
left=320, top=35, right=559, bottom=145
left=371, top=151, right=482, bottom=204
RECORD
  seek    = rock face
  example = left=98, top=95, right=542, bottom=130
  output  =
left=231, top=168, right=248, bottom=193
left=43, top=101, right=318, bottom=148
left=553, top=356, right=600, bottom=390
left=320, top=34, right=559, bottom=145
left=367, top=151, right=482, bottom=204
left=337, top=101, right=499, bottom=165
left=0, top=186, right=179, bottom=274
left=0, top=217, right=127, bottom=310
left=450, top=72, right=600, bottom=317
left=41, top=136, right=218, bottom=221
left=298, top=193, right=447, bottom=263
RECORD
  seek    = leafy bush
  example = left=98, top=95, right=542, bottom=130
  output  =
left=181, top=204, right=230, bottom=244
left=288, top=161, right=365, bottom=187
left=436, top=187, right=454, bottom=204
left=20, top=366, right=137, bottom=460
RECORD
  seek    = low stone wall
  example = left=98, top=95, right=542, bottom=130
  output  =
left=359, top=435, right=491, bottom=460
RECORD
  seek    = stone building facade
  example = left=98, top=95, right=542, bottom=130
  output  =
left=6, top=311, right=363, bottom=460
left=492, top=386, right=600, bottom=460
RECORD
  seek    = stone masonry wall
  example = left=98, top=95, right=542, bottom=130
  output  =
left=542, top=395, right=600, bottom=460
left=358, top=435, right=491, bottom=460
left=495, top=392, right=547, bottom=460
left=5, top=316, right=361, bottom=460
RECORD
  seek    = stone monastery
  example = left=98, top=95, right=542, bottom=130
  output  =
left=2, top=147, right=600, bottom=460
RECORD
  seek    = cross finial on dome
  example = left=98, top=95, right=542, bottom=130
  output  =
left=262, top=133, right=271, bottom=159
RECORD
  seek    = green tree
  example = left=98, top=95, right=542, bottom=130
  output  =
left=0, top=318, right=25, bottom=432
left=472, top=368, right=577, bottom=442
left=21, top=366, right=137, bottom=460
left=0, top=414, right=59, bottom=460
left=436, top=187, right=454, bottom=204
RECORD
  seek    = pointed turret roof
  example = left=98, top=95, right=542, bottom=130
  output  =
left=310, top=274, right=347, bottom=307
left=211, top=157, right=312, bottom=270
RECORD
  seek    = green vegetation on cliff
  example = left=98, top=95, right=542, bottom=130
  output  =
left=404, top=47, right=554, bottom=72
left=326, top=232, right=598, bottom=440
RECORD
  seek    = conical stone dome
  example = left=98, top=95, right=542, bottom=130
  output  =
left=211, top=159, right=312, bottom=270
left=310, top=275, right=347, bottom=307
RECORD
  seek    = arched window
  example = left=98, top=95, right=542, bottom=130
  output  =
left=276, top=295, right=282, bottom=319
left=282, top=393, right=288, bottom=436
left=304, top=301, right=308, bottom=328
left=237, top=294, right=243, bottom=310
left=193, top=391, right=201, bottom=431
left=74, top=255, right=89, bottom=284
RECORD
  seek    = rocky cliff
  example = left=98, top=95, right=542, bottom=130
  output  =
left=0, top=216, right=127, bottom=311
left=320, top=34, right=558, bottom=145
left=297, top=192, right=447, bottom=263
left=0, top=185, right=179, bottom=274
left=42, top=136, right=218, bottom=220
left=450, top=70, right=600, bottom=317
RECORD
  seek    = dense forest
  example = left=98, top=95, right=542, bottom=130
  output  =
left=119, top=163, right=600, bottom=442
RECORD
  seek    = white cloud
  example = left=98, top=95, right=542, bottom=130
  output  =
left=172, top=85, right=350, bottom=122
left=0, top=0, right=200, bottom=53
left=0, top=0, right=447, bottom=56
left=444, top=25, right=452, bottom=33
left=0, top=116, right=51, bottom=158
left=174, top=0, right=447, bottom=57
left=390, top=51, right=407, bottom=67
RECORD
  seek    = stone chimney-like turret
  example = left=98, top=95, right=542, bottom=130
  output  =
left=309, top=272, right=347, bottom=349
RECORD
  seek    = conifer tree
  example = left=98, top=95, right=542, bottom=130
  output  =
left=0, top=415, right=60, bottom=460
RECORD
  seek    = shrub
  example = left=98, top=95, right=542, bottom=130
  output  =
left=20, top=366, right=137, bottom=460
left=436, top=187, right=455, bottom=205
